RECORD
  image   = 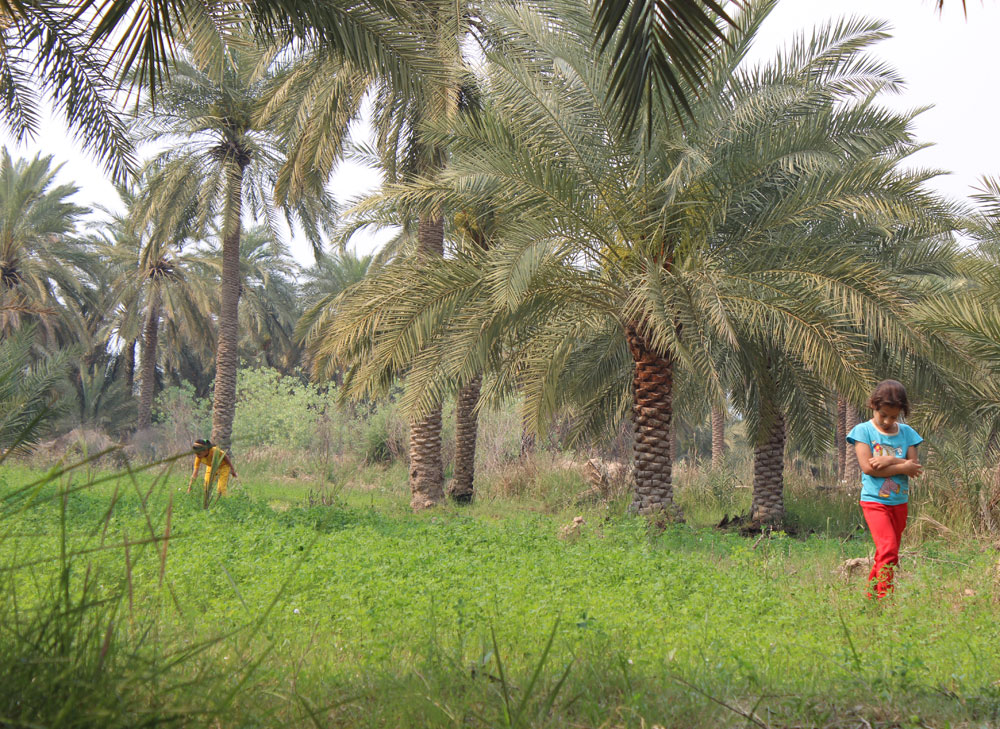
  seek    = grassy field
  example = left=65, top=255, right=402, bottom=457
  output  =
left=1, top=457, right=998, bottom=728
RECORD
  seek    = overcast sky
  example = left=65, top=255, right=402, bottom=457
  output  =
left=7, top=0, right=999, bottom=264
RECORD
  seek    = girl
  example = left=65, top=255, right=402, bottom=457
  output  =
left=186, top=439, right=238, bottom=497
left=846, top=380, right=923, bottom=598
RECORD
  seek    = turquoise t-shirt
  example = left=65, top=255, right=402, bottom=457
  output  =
left=846, top=421, right=923, bottom=505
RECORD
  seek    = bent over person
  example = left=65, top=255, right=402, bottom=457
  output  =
left=186, top=439, right=237, bottom=497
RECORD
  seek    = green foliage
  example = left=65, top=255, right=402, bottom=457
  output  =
left=154, top=381, right=213, bottom=439
left=231, top=368, right=333, bottom=450
left=0, top=325, right=68, bottom=455
left=1, top=463, right=999, bottom=727
left=359, top=401, right=405, bottom=464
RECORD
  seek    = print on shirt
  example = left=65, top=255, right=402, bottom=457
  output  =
left=878, top=478, right=902, bottom=499
left=871, top=443, right=907, bottom=499
left=871, top=443, right=904, bottom=459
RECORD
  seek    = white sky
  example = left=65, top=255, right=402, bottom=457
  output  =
left=7, top=0, right=999, bottom=264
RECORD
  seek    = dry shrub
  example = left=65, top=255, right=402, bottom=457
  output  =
left=485, top=457, right=538, bottom=500
left=28, top=428, right=127, bottom=468
left=475, top=451, right=594, bottom=509
left=473, top=405, right=524, bottom=473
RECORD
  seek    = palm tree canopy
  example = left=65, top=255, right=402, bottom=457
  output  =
left=315, top=0, right=962, bottom=453
left=592, top=0, right=736, bottom=130
left=0, top=149, right=91, bottom=343
left=128, top=34, right=342, bottom=258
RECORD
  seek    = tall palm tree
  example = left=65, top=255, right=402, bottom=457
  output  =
left=0, top=149, right=89, bottom=345
left=332, top=0, right=476, bottom=510
left=91, top=186, right=214, bottom=430
left=317, top=1, right=961, bottom=517
left=129, top=33, right=340, bottom=451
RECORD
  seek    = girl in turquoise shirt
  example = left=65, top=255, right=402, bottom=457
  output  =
left=846, top=380, right=923, bottom=598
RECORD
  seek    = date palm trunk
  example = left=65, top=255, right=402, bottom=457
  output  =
left=124, top=339, right=136, bottom=395
left=210, top=158, right=245, bottom=452
left=137, top=292, right=160, bottom=430
left=409, top=214, right=446, bottom=510
left=711, top=406, right=725, bottom=469
left=844, top=405, right=862, bottom=485
left=836, top=397, right=847, bottom=481
left=751, top=410, right=786, bottom=525
left=626, top=322, right=677, bottom=514
left=449, top=374, right=482, bottom=504
left=519, top=408, right=535, bottom=458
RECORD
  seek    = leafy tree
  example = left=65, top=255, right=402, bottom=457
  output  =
left=0, top=149, right=89, bottom=346
left=91, top=186, right=215, bottom=430
left=128, top=33, right=340, bottom=451
left=317, top=0, right=960, bottom=519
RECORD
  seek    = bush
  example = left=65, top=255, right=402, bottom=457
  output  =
left=360, top=401, right=406, bottom=465
left=231, top=368, right=332, bottom=449
left=147, top=381, right=212, bottom=456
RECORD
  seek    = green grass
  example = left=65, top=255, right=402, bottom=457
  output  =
left=1, top=459, right=998, bottom=728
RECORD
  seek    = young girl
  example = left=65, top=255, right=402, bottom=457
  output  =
left=846, top=380, right=923, bottom=598
left=186, top=439, right=238, bottom=497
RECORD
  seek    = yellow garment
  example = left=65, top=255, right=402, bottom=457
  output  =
left=194, top=446, right=231, bottom=496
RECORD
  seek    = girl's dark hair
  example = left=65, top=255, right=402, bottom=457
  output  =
left=868, top=380, right=909, bottom=416
left=192, top=438, right=213, bottom=451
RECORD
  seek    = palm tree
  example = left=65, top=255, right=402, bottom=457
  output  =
left=322, top=0, right=478, bottom=509
left=0, top=325, right=68, bottom=458
left=913, top=178, right=1000, bottom=484
left=0, top=149, right=89, bottom=345
left=318, top=1, right=962, bottom=517
left=129, top=33, right=341, bottom=451
left=91, top=186, right=215, bottom=431
left=0, top=2, right=134, bottom=182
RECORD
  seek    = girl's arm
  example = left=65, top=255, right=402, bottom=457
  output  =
left=870, top=460, right=922, bottom=478
left=872, top=445, right=921, bottom=476
left=224, top=454, right=237, bottom=478
left=854, top=442, right=922, bottom=478
left=186, top=458, right=201, bottom=492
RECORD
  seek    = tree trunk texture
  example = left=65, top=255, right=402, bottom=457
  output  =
left=836, top=397, right=847, bottom=481
left=750, top=413, right=785, bottom=524
left=711, top=406, right=725, bottom=469
left=210, top=160, right=245, bottom=452
left=124, top=339, right=136, bottom=395
left=844, top=405, right=862, bottom=485
left=449, top=375, right=482, bottom=504
left=670, top=422, right=679, bottom=466
left=408, top=213, right=446, bottom=510
left=626, top=323, right=677, bottom=514
left=409, top=409, right=444, bottom=510
left=751, top=410, right=786, bottom=525
left=519, top=404, right=536, bottom=458
left=137, top=296, right=160, bottom=431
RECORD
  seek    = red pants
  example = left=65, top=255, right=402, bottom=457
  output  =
left=861, top=501, right=908, bottom=598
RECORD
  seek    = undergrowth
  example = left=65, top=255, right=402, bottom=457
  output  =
left=1, top=454, right=999, bottom=728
